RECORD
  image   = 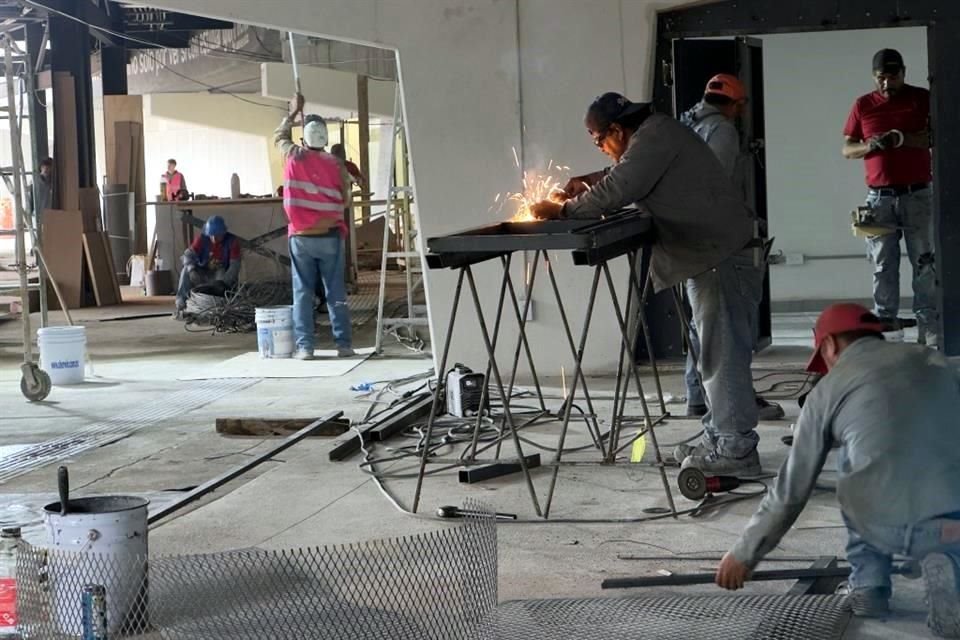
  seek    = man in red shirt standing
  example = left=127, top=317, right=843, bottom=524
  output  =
left=843, top=49, right=938, bottom=347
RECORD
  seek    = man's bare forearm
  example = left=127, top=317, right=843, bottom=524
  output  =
left=843, top=139, right=872, bottom=160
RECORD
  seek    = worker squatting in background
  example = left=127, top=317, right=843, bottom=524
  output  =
left=162, top=158, right=188, bottom=202
left=174, top=215, right=241, bottom=317
left=529, top=92, right=764, bottom=477
left=680, top=74, right=784, bottom=423
left=843, top=49, right=939, bottom=347
left=275, top=94, right=355, bottom=360
left=717, top=303, right=960, bottom=638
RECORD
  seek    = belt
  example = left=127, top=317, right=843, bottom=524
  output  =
left=868, top=182, right=930, bottom=196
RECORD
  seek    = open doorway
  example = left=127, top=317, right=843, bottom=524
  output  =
left=668, top=26, right=930, bottom=347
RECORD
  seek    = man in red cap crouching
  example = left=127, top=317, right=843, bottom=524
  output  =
left=715, top=303, right=960, bottom=636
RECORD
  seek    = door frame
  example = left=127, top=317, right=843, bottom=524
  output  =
left=653, top=1, right=960, bottom=355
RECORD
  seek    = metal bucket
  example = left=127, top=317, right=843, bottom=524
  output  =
left=43, top=496, right=149, bottom=635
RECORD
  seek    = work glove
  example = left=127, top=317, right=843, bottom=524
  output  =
left=188, top=268, right=204, bottom=285
left=561, top=170, right=606, bottom=198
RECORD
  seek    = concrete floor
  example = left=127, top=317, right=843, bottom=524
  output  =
left=0, top=305, right=942, bottom=638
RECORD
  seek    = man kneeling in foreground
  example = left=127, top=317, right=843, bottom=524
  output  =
left=716, top=303, right=960, bottom=636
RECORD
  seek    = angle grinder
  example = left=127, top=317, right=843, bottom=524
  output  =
left=678, top=467, right=742, bottom=501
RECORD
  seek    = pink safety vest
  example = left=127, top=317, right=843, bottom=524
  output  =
left=165, top=171, right=184, bottom=200
left=282, top=150, right=346, bottom=236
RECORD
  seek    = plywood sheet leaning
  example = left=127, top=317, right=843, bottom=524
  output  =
left=52, top=73, right=79, bottom=211
left=78, top=186, right=102, bottom=233
left=40, top=209, right=84, bottom=309
left=82, top=231, right=120, bottom=307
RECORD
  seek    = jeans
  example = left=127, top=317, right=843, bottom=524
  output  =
left=176, top=266, right=225, bottom=307
left=684, top=319, right=705, bottom=407
left=864, top=187, right=938, bottom=333
left=844, top=511, right=960, bottom=593
left=686, top=251, right=763, bottom=457
left=289, top=233, right=352, bottom=351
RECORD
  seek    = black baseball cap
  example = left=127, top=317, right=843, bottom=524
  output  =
left=585, top=92, right=652, bottom=132
left=873, top=49, right=904, bottom=74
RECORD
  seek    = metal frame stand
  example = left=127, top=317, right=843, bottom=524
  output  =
left=413, top=238, right=677, bottom=519
left=2, top=33, right=73, bottom=402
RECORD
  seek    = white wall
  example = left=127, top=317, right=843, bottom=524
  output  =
left=761, top=27, right=928, bottom=306
left=141, top=0, right=702, bottom=374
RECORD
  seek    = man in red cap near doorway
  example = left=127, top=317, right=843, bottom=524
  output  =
left=843, top=48, right=938, bottom=347
left=715, top=302, right=960, bottom=635
left=680, top=73, right=784, bottom=422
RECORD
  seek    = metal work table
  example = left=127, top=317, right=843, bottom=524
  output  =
left=418, top=212, right=680, bottom=518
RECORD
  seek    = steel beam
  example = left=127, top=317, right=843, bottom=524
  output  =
left=49, top=14, right=96, bottom=189
left=100, top=45, right=128, bottom=96
left=928, top=20, right=960, bottom=355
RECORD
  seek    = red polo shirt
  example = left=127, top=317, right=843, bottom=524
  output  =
left=843, top=84, right=931, bottom=188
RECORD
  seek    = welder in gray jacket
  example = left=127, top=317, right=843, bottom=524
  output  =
left=530, top=92, right=763, bottom=476
left=680, top=74, right=784, bottom=422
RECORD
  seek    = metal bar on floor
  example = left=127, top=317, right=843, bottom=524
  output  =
left=148, top=411, right=344, bottom=525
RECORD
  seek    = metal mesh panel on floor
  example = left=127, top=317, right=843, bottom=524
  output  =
left=16, top=502, right=497, bottom=639
left=485, top=594, right=851, bottom=640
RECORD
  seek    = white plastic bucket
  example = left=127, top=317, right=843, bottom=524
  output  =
left=256, top=306, right=294, bottom=358
left=42, top=496, right=150, bottom=635
left=38, top=326, right=87, bottom=385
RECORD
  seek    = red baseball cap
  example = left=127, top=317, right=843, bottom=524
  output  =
left=704, top=74, right=747, bottom=102
left=806, top=303, right=891, bottom=374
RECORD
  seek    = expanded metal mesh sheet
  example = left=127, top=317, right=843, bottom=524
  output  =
left=16, top=501, right=497, bottom=639
left=486, top=594, right=851, bottom=640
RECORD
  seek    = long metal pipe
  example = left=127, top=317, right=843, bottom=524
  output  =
left=148, top=411, right=343, bottom=525
left=602, top=564, right=907, bottom=589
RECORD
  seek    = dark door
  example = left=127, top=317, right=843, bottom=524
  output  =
left=671, top=36, right=773, bottom=350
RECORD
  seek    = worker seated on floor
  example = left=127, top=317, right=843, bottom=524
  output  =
left=175, top=215, right=241, bottom=314
left=715, top=303, right=960, bottom=638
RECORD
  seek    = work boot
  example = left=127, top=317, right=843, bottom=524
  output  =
left=756, top=396, right=785, bottom=420
left=680, top=448, right=762, bottom=478
left=673, top=440, right=711, bottom=464
left=686, top=403, right=708, bottom=418
left=294, top=349, right=315, bottom=361
left=842, top=585, right=891, bottom=618
left=919, top=324, right=940, bottom=350
left=922, top=553, right=960, bottom=637
left=337, top=347, right=357, bottom=358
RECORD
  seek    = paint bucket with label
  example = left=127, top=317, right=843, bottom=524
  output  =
left=256, top=306, right=294, bottom=358
left=38, top=326, right=87, bottom=385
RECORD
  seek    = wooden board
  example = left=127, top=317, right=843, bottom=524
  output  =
left=78, top=186, right=101, bottom=233
left=40, top=209, right=84, bottom=309
left=215, top=417, right=351, bottom=438
left=113, top=121, right=133, bottom=187
left=104, top=96, right=146, bottom=255
left=52, top=73, right=79, bottom=212
left=100, top=231, right=123, bottom=302
left=83, top=231, right=120, bottom=306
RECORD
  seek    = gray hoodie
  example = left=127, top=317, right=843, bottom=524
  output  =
left=562, top=113, right=755, bottom=292
left=680, top=101, right=742, bottom=179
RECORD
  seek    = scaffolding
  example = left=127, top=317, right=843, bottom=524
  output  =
left=1, top=26, right=71, bottom=401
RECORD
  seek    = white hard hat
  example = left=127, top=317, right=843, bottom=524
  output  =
left=303, top=119, right=328, bottom=149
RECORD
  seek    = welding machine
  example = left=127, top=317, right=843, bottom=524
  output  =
left=445, top=365, right=487, bottom=417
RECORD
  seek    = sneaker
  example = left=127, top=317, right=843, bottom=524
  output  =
left=756, top=396, right=785, bottom=420
left=686, top=403, right=708, bottom=418
left=680, top=448, right=762, bottom=477
left=337, top=347, right=357, bottom=358
left=673, top=441, right=711, bottom=464
left=294, top=349, right=315, bottom=361
left=844, top=586, right=891, bottom=618
left=922, top=553, right=960, bottom=637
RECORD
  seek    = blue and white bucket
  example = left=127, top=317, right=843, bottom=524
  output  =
left=38, top=326, right=87, bottom=385
left=256, top=306, right=294, bottom=358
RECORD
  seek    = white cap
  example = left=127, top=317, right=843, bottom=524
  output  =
left=303, top=119, right=328, bottom=149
